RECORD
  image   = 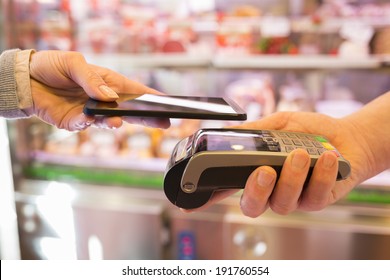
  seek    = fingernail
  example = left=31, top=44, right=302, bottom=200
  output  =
left=257, top=169, right=275, bottom=187
left=99, top=85, right=119, bottom=98
left=141, top=118, right=155, bottom=128
left=74, top=121, right=92, bottom=131
left=322, top=152, right=337, bottom=169
left=291, top=150, right=309, bottom=170
left=140, top=118, right=166, bottom=128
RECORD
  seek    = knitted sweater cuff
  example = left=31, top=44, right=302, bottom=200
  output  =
left=0, top=49, right=34, bottom=119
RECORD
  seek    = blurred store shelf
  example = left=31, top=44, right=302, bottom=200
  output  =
left=213, top=54, right=382, bottom=69
left=31, top=150, right=167, bottom=172
left=85, top=53, right=389, bottom=70
left=84, top=53, right=212, bottom=68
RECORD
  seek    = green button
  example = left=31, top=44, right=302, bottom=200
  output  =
left=315, top=136, right=328, bottom=143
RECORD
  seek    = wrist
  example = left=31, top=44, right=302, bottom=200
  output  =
left=15, top=49, right=36, bottom=117
left=341, top=92, right=390, bottom=183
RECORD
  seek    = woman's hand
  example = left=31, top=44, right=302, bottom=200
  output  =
left=29, top=50, right=170, bottom=131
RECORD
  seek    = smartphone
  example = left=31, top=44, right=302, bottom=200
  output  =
left=83, top=94, right=247, bottom=121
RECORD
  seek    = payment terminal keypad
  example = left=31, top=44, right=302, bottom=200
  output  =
left=259, top=130, right=339, bottom=156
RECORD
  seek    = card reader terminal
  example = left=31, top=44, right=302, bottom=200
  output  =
left=163, top=128, right=351, bottom=209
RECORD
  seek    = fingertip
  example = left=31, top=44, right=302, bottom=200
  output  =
left=289, top=148, right=310, bottom=171
left=69, top=114, right=95, bottom=131
left=319, top=150, right=338, bottom=170
left=99, top=85, right=119, bottom=100
left=298, top=151, right=339, bottom=211
left=268, top=149, right=310, bottom=215
left=122, top=117, right=171, bottom=129
left=255, top=166, right=277, bottom=187
left=93, top=116, right=123, bottom=129
left=240, top=166, right=276, bottom=218
left=142, top=118, right=171, bottom=129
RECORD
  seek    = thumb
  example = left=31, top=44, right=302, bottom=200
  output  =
left=232, top=111, right=292, bottom=130
left=66, top=53, right=119, bottom=101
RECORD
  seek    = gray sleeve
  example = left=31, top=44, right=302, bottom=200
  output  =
left=0, top=49, right=29, bottom=118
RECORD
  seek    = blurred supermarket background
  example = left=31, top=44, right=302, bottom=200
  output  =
left=0, top=0, right=390, bottom=260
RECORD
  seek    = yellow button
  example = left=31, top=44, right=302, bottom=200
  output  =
left=322, top=142, right=334, bottom=150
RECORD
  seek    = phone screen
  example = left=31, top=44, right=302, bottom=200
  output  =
left=83, top=94, right=247, bottom=121
left=194, top=131, right=266, bottom=153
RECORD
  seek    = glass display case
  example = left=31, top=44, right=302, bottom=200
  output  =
left=2, top=0, right=390, bottom=260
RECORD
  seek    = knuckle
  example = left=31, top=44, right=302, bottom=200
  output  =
left=85, top=69, right=100, bottom=82
left=65, top=51, right=84, bottom=61
left=269, top=199, right=295, bottom=215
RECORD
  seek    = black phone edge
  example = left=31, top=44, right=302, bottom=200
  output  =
left=83, top=96, right=247, bottom=121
